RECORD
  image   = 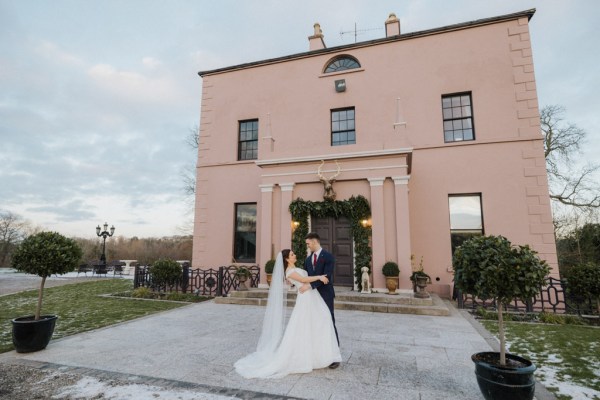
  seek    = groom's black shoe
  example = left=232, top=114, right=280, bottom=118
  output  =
left=328, top=362, right=340, bottom=369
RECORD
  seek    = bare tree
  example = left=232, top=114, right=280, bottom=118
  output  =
left=178, top=125, right=200, bottom=236
left=72, top=235, right=193, bottom=266
left=182, top=125, right=199, bottom=197
left=541, top=105, right=600, bottom=210
left=0, top=211, right=30, bottom=267
left=186, top=124, right=200, bottom=149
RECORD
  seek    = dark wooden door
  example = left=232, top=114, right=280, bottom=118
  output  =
left=312, top=216, right=354, bottom=286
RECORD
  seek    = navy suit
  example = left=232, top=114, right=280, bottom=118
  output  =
left=305, top=249, right=339, bottom=344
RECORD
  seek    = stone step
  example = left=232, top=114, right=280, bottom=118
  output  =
left=227, top=289, right=434, bottom=306
left=214, top=291, right=450, bottom=316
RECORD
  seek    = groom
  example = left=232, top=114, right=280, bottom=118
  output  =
left=300, top=232, right=340, bottom=369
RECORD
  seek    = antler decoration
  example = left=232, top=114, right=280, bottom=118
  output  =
left=317, top=160, right=341, bottom=201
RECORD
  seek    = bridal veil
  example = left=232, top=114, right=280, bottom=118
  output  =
left=234, top=252, right=288, bottom=371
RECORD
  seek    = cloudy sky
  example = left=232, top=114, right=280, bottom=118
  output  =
left=1, top=0, right=598, bottom=238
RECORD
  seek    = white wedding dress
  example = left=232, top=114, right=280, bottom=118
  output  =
left=234, top=267, right=341, bottom=379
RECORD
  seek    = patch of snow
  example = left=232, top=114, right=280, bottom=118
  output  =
left=580, top=356, right=600, bottom=372
left=536, top=364, right=600, bottom=400
left=546, top=354, right=563, bottom=363
left=505, top=340, right=599, bottom=399
left=53, top=376, right=235, bottom=400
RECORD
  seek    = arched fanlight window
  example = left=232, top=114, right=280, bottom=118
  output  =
left=324, top=55, right=361, bottom=73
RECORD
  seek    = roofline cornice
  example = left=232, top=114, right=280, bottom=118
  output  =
left=198, top=8, right=535, bottom=77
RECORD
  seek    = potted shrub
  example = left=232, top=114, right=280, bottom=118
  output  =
left=382, top=261, right=400, bottom=295
left=410, top=256, right=431, bottom=298
left=11, top=231, right=83, bottom=353
left=453, top=235, right=550, bottom=400
left=564, top=262, right=600, bottom=314
left=235, top=266, right=252, bottom=291
left=264, top=259, right=275, bottom=287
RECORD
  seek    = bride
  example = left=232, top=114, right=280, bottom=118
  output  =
left=234, top=249, right=342, bottom=379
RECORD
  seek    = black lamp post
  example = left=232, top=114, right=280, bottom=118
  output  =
left=96, top=222, right=115, bottom=266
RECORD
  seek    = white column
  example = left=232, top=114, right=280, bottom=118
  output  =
left=393, top=176, right=412, bottom=289
left=259, top=184, right=274, bottom=285
left=279, top=183, right=295, bottom=248
left=368, top=178, right=386, bottom=290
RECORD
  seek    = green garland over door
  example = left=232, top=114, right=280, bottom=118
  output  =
left=289, top=195, right=372, bottom=291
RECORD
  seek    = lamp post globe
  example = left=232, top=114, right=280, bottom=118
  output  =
left=96, top=222, right=115, bottom=266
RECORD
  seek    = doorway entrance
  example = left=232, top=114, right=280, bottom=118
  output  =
left=312, top=216, right=354, bottom=287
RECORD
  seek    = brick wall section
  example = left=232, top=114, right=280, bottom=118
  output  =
left=510, top=18, right=559, bottom=277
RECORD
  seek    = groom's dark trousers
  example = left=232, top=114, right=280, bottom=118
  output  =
left=305, top=249, right=339, bottom=345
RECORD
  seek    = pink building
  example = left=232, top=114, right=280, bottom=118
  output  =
left=193, top=9, right=559, bottom=297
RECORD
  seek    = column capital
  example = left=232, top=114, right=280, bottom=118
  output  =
left=392, top=175, right=411, bottom=185
left=259, top=184, right=274, bottom=193
left=279, top=183, right=295, bottom=192
left=368, top=178, right=385, bottom=187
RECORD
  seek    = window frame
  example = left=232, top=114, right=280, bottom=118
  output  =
left=237, top=119, right=259, bottom=161
left=441, top=92, right=475, bottom=143
left=330, top=107, right=356, bottom=146
left=323, top=55, right=361, bottom=74
left=233, top=202, right=257, bottom=263
left=448, top=193, right=484, bottom=254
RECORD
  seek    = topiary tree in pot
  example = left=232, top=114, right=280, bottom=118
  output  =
left=264, top=259, right=276, bottom=287
left=453, top=235, right=550, bottom=400
left=382, top=261, right=400, bottom=295
left=11, top=231, right=83, bottom=352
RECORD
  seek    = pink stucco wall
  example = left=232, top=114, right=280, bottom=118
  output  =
left=193, top=11, right=558, bottom=297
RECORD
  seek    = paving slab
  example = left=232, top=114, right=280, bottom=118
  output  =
left=0, top=299, right=556, bottom=399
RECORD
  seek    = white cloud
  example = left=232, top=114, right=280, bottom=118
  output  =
left=87, top=63, right=186, bottom=105
left=142, top=56, right=161, bottom=69
left=34, top=40, right=85, bottom=67
left=190, top=49, right=234, bottom=72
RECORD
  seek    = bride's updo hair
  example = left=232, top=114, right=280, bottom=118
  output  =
left=281, top=249, right=292, bottom=266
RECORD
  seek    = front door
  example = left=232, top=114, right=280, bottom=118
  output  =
left=312, top=216, right=354, bottom=286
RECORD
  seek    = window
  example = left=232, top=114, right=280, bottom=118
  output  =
left=331, top=107, right=356, bottom=146
left=449, top=194, right=483, bottom=254
left=324, top=55, right=361, bottom=73
left=442, top=93, right=474, bottom=142
left=234, top=203, right=256, bottom=263
left=238, top=119, right=258, bottom=160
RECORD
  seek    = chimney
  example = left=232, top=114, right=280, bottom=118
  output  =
left=308, top=22, right=326, bottom=51
left=385, top=13, right=400, bottom=37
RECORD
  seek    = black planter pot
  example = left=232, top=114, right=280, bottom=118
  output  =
left=472, top=352, right=536, bottom=400
left=11, top=315, right=58, bottom=353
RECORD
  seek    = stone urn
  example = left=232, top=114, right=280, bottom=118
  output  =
left=237, top=275, right=249, bottom=291
left=385, top=277, right=399, bottom=295
left=235, top=266, right=251, bottom=291
left=414, top=275, right=430, bottom=298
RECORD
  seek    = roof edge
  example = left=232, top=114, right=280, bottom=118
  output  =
left=198, top=8, right=535, bottom=77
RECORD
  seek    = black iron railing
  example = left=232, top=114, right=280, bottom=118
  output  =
left=133, top=263, right=260, bottom=297
left=458, top=277, right=598, bottom=316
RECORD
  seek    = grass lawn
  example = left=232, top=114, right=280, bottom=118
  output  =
left=0, top=279, right=194, bottom=353
left=481, top=320, right=600, bottom=400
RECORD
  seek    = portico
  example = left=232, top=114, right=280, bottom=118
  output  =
left=255, top=149, right=412, bottom=291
